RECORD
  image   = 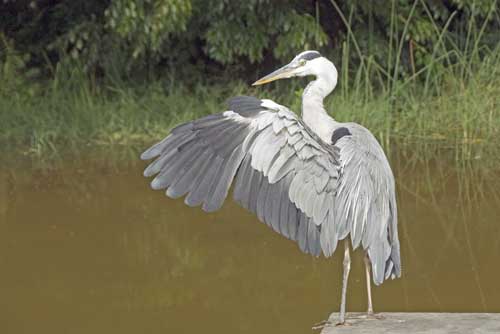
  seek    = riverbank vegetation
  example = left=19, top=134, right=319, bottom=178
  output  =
left=1, top=1, right=499, bottom=164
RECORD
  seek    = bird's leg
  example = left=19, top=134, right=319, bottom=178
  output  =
left=312, top=240, right=352, bottom=330
left=364, top=252, right=374, bottom=315
left=337, top=239, right=351, bottom=325
left=362, top=253, right=384, bottom=320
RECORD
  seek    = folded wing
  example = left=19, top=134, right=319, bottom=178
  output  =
left=332, top=124, right=401, bottom=285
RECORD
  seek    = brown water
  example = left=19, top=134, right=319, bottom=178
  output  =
left=1, top=151, right=500, bottom=334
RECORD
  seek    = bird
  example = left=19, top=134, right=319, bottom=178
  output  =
left=140, top=50, right=401, bottom=326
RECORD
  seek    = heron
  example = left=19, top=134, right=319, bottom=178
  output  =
left=141, top=50, right=401, bottom=325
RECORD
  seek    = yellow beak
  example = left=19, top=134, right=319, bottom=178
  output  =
left=252, top=65, right=295, bottom=86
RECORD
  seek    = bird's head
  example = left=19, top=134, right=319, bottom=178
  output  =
left=252, top=50, right=337, bottom=87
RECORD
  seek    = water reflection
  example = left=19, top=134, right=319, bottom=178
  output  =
left=1, top=150, right=500, bottom=334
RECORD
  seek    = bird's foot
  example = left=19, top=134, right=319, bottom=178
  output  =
left=367, top=312, right=385, bottom=320
left=313, top=312, right=383, bottom=330
left=335, top=321, right=352, bottom=327
left=312, top=318, right=352, bottom=330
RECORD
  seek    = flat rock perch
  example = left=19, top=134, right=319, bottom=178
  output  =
left=319, top=313, right=500, bottom=334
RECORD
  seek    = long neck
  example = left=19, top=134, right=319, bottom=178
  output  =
left=302, top=69, right=338, bottom=144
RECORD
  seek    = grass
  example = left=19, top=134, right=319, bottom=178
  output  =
left=1, top=1, right=500, bottom=166
left=0, top=52, right=499, bottom=166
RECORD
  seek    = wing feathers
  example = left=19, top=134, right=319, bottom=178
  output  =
left=150, top=143, right=199, bottom=190
left=189, top=155, right=224, bottom=208
left=307, top=221, right=321, bottom=256
left=333, top=124, right=400, bottom=284
left=297, top=213, right=308, bottom=253
left=167, top=148, right=208, bottom=198
left=142, top=96, right=344, bottom=258
left=204, top=145, right=246, bottom=212
left=248, top=168, right=263, bottom=214
left=233, top=154, right=253, bottom=204
left=256, top=176, right=269, bottom=222
left=184, top=154, right=216, bottom=207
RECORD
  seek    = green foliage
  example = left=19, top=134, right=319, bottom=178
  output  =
left=204, top=2, right=327, bottom=63
left=105, top=0, right=192, bottom=59
left=326, top=0, right=498, bottom=80
left=1, top=0, right=500, bottom=165
left=0, top=0, right=329, bottom=78
left=0, top=34, right=40, bottom=101
left=1, top=42, right=500, bottom=165
left=1, top=0, right=498, bottom=80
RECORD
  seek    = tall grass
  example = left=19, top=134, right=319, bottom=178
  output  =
left=1, top=1, right=499, bottom=166
left=0, top=58, right=249, bottom=158
left=327, top=0, right=500, bottom=165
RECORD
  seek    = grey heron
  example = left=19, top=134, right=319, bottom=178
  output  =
left=141, top=50, right=401, bottom=325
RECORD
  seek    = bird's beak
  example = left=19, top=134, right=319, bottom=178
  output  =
left=252, top=64, right=296, bottom=86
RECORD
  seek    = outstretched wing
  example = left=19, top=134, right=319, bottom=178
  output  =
left=141, top=96, right=342, bottom=257
left=332, top=123, right=401, bottom=285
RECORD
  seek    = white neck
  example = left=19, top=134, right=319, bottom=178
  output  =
left=301, top=59, right=338, bottom=144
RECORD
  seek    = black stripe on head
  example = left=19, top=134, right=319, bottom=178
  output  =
left=299, top=51, right=322, bottom=61
left=331, top=127, right=352, bottom=145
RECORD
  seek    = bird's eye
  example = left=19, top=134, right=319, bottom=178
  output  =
left=299, top=59, right=307, bottom=66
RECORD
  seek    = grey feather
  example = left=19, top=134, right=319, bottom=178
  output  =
left=313, top=170, right=330, bottom=193
left=272, top=117, right=286, bottom=133
left=260, top=135, right=287, bottom=177
left=249, top=128, right=275, bottom=170
left=227, top=95, right=263, bottom=116
left=141, top=131, right=195, bottom=161
left=164, top=132, right=198, bottom=156
left=293, top=138, right=306, bottom=152
left=307, top=220, right=321, bottom=256
left=279, top=175, right=297, bottom=239
left=248, top=168, right=263, bottom=214
left=288, top=200, right=298, bottom=241
left=333, top=123, right=400, bottom=284
left=297, top=213, right=308, bottom=253
left=184, top=154, right=216, bottom=207
left=287, top=124, right=300, bottom=135
left=256, top=176, right=269, bottom=222
left=263, top=178, right=275, bottom=228
left=288, top=171, right=307, bottom=205
left=297, top=144, right=315, bottom=160
left=312, top=191, right=328, bottom=225
left=304, top=183, right=318, bottom=216
left=267, top=179, right=281, bottom=232
left=170, top=122, right=194, bottom=135
left=237, top=164, right=255, bottom=210
left=320, top=210, right=338, bottom=257
left=150, top=143, right=199, bottom=190
left=215, top=126, right=249, bottom=156
left=273, top=178, right=287, bottom=236
left=287, top=132, right=301, bottom=145
left=197, top=119, right=240, bottom=142
left=140, top=135, right=172, bottom=160
left=233, top=154, right=253, bottom=204
left=204, top=145, right=246, bottom=212
left=267, top=145, right=296, bottom=183
left=142, top=96, right=400, bottom=274
left=241, top=128, right=260, bottom=152
left=143, top=149, right=174, bottom=177
left=172, top=114, right=224, bottom=134
left=166, top=148, right=207, bottom=198
left=188, top=155, right=224, bottom=208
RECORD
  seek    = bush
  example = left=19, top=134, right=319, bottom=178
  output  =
left=1, top=0, right=498, bottom=82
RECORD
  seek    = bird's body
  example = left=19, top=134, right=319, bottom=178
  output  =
left=141, top=50, right=401, bottom=325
